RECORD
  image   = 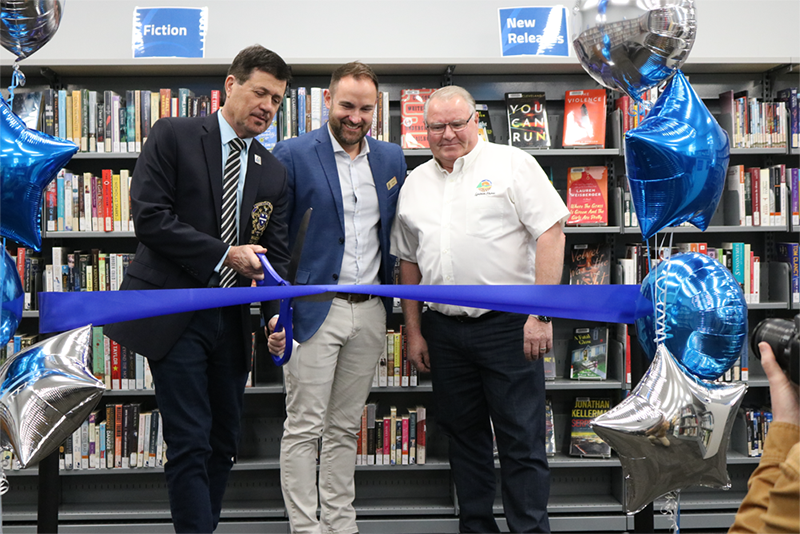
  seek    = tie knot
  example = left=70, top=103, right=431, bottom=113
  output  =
left=229, top=137, right=245, bottom=153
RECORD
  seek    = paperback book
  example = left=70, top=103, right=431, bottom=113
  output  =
left=566, top=166, right=608, bottom=226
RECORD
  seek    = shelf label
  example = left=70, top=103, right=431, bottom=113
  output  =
left=132, top=7, right=208, bottom=58
left=498, top=6, right=570, bottom=57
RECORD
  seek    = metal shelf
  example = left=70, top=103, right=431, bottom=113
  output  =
left=71, top=152, right=139, bottom=160
left=563, top=226, right=621, bottom=234
left=620, top=224, right=790, bottom=234
left=730, top=147, right=788, bottom=155
left=43, top=231, right=137, bottom=239
left=545, top=378, right=624, bottom=391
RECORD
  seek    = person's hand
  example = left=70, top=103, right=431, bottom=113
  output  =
left=224, top=244, right=267, bottom=280
left=406, top=330, right=430, bottom=373
left=760, top=342, right=800, bottom=425
left=524, top=315, right=552, bottom=361
left=266, top=316, right=286, bottom=355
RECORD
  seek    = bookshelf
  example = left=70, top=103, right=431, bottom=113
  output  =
left=2, top=49, right=798, bottom=532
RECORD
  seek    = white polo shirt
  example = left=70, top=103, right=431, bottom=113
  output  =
left=390, top=139, right=569, bottom=317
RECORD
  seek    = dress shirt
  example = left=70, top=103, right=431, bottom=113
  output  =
left=328, top=125, right=381, bottom=286
left=215, top=111, right=253, bottom=272
left=390, top=139, right=569, bottom=317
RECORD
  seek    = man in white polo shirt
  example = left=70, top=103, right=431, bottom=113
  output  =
left=391, top=85, right=569, bottom=533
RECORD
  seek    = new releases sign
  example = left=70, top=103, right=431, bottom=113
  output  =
left=133, top=7, right=208, bottom=58
left=499, top=6, right=569, bottom=57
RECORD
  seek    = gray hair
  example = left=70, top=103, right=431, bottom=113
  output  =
left=423, top=85, right=477, bottom=123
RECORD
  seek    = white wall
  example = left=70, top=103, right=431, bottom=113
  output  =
left=1, top=0, right=798, bottom=67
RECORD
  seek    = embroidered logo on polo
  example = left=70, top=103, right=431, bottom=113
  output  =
left=475, top=179, right=495, bottom=196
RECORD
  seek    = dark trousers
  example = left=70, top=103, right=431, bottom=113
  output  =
left=148, top=306, right=249, bottom=533
left=422, top=310, right=551, bottom=534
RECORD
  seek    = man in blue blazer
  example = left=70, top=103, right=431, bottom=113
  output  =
left=269, top=62, right=406, bottom=534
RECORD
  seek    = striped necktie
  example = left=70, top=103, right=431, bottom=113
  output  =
left=219, top=137, right=245, bottom=288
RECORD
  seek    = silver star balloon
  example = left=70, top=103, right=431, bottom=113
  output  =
left=592, top=344, right=747, bottom=514
left=0, top=325, right=104, bottom=468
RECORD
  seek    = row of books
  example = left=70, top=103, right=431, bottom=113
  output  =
left=59, top=405, right=166, bottom=471
left=21, top=87, right=219, bottom=154
left=373, top=327, right=419, bottom=388
left=47, top=169, right=134, bottom=233
left=400, top=89, right=608, bottom=150
left=276, top=87, right=391, bottom=146
left=720, top=88, right=798, bottom=149
left=8, top=246, right=134, bottom=310
left=355, top=404, right=426, bottom=466
left=86, top=325, right=153, bottom=391
left=743, top=408, right=773, bottom=458
left=726, top=165, right=799, bottom=227
left=0, top=333, right=38, bottom=367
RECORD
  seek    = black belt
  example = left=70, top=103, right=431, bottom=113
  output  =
left=334, top=292, right=375, bottom=303
left=431, top=309, right=504, bottom=323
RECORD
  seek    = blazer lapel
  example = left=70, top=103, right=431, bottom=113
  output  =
left=240, top=143, right=262, bottom=243
left=314, top=128, right=345, bottom=233
left=367, top=138, right=390, bottom=232
left=201, top=112, right=223, bottom=230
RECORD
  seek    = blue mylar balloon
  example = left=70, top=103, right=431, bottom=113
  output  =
left=625, top=71, right=730, bottom=239
left=1, top=249, right=24, bottom=348
left=0, top=95, right=78, bottom=251
left=636, top=252, right=747, bottom=380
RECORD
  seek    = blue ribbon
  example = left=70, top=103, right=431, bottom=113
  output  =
left=39, top=283, right=651, bottom=334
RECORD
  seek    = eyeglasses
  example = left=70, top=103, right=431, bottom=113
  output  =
left=426, top=112, right=474, bottom=134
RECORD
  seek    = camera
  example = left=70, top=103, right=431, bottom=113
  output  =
left=751, top=314, right=800, bottom=385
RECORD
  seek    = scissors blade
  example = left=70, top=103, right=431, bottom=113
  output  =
left=288, top=207, right=312, bottom=284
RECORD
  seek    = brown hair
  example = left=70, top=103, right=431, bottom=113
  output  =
left=227, top=44, right=292, bottom=84
left=329, top=62, right=379, bottom=96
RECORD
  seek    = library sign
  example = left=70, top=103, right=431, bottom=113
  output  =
left=498, top=6, right=569, bottom=57
left=132, top=7, right=208, bottom=58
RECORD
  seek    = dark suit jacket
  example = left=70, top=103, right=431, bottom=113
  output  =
left=105, top=112, right=291, bottom=367
left=272, top=125, right=406, bottom=342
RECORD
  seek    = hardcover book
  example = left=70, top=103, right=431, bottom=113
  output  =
left=400, top=88, right=435, bottom=149
left=566, top=166, right=608, bottom=226
left=505, top=92, right=550, bottom=148
left=569, top=326, right=608, bottom=380
left=569, top=397, right=611, bottom=457
left=562, top=89, right=606, bottom=148
left=569, top=243, right=611, bottom=285
left=545, top=399, right=556, bottom=456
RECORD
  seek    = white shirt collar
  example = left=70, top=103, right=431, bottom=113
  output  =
left=327, top=123, right=370, bottom=157
left=433, top=137, right=484, bottom=174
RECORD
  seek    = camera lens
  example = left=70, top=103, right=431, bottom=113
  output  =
left=751, top=318, right=795, bottom=360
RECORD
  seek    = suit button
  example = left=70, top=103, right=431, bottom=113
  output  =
left=339, top=237, right=344, bottom=244
left=332, top=273, right=338, bottom=281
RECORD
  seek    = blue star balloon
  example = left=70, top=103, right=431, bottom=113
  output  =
left=636, top=252, right=748, bottom=380
left=1, top=95, right=78, bottom=250
left=1, top=249, right=24, bottom=348
left=625, top=71, right=730, bottom=239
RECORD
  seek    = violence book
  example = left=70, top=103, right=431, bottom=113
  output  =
left=569, top=397, right=611, bottom=458
left=505, top=92, right=550, bottom=148
left=562, top=89, right=606, bottom=148
left=569, top=326, right=609, bottom=380
left=566, top=166, right=608, bottom=226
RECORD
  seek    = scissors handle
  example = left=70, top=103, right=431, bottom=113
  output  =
left=271, top=297, right=294, bottom=366
left=256, top=253, right=287, bottom=287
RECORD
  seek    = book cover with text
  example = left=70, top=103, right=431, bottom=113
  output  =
left=566, top=166, right=608, bottom=226
left=562, top=89, right=606, bottom=148
left=506, top=92, right=550, bottom=148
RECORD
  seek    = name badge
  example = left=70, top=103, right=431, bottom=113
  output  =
left=249, top=201, right=274, bottom=244
left=387, top=176, right=398, bottom=191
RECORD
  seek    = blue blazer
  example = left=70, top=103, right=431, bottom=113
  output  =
left=272, top=126, right=406, bottom=342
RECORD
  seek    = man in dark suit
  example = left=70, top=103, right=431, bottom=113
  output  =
left=268, top=62, right=406, bottom=534
left=104, top=45, right=292, bottom=533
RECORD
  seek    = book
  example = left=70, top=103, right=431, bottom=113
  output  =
left=505, top=92, right=550, bottom=148
left=475, top=103, right=495, bottom=143
left=569, top=326, right=608, bottom=380
left=562, top=89, right=606, bottom=148
left=545, top=399, right=556, bottom=456
left=542, top=349, right=556, bottom=380
left=569, top=397, right=611, bottom=457
left=566, top=166, right=609, bottom=226
left=400, top=89, right=434, bottom=149
left=776, top=242, right=799, bottom=305
left=12, top=91, right=43, bottom=130
left=569, top=243, right=611, bottom=285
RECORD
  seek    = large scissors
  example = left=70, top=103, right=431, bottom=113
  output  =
left=256, top=207, right=312, bottom=366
